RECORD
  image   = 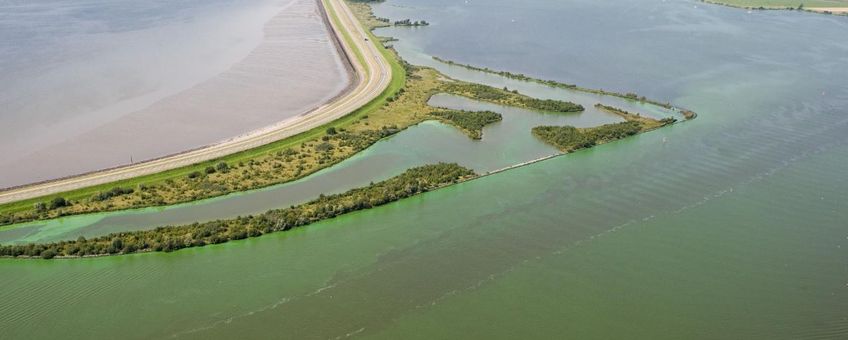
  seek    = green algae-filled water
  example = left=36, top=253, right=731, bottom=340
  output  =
left=0, top=93, right=637, bottom=244
left=2, top=0, right=848, bottom=338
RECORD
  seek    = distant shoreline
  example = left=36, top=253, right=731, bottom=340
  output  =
left=700, top=0, right=848, bottom=15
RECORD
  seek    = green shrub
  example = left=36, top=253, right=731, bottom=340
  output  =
left=49, top=197, right=68, bottom=210
left=430, top=110, right=502, bottom=139
left=215, top=162, right=230, bottom=173
left=533, top=121, right=643, bottom=152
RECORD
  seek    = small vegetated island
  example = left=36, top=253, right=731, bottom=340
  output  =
left=700, top=0, right=848, bottom=15
left=533, top=104, right=677, bottom=152
left=390, top=18, right=430, bottom=27
left=429, top=110, right=502, bottom=140
left=0, top=0, right=696, bottom=259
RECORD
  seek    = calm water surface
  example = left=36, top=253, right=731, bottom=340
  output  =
left=0, top=0, right=349, bottom=187
left=1, top=0, right=847, bottom=338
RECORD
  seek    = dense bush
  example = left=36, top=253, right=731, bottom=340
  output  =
left=430, top=110, right=502, bottom=139
left=532, top=121, right=644, bottom=152
left=91, top=187, right=135, bottom=202
left=521, top=98, right=584, bottom=113
left=49, top=197, right=69, bottom=209
left=442, top=82, right=583, bottom=113
left=394, top=19, right=429, bottom=26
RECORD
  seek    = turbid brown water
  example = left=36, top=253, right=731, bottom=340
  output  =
left=0, top=0, right=350, bottom=188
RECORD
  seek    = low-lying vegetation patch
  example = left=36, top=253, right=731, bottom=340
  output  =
left=532, top=122, right=644, bottom=152
left=429, top=109, right=502, bottom=139
left=594, top=103, right=676, bottom=127
left=441, top=82, right=584, bottom=113
left=393, top=19, right=429, bottom=26
left=433, top=56, right=677, bottom=110
left=533, top=104, right=679, bottom=152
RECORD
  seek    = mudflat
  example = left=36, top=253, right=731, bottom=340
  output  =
left=0, top=0, right=350, bottom=188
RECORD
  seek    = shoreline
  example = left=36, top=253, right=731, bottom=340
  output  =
left=699, top=0, right=848, bottom=15
left=0, top=0, right=390, bottom=204
left=0, top=1, right=698, bottom=257
left=0, top=0, right=695, bottom=232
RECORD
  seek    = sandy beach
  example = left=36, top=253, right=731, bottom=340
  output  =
left=810, top=7, right=848, bottom=13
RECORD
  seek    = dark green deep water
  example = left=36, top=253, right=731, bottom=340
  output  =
left=1, top=0, right=847, bottom=338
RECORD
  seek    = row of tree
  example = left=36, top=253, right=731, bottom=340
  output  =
left=432, top=56, right=676, bottom=110
left=442, top=82, right=584, bottom=113
left=433, top=56, right=579, bottom=89
left=0, top=163, right=476, bottom=259
left=394, top=19, right=429, bottom=26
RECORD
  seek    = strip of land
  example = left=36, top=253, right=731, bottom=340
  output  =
left=0, top=0, right=390, bottom=205
left=0, top=163, right=475, bottom=259
left=432, top=56, right=686, bottom=113
left=700, top=0, right=848, bottom=14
